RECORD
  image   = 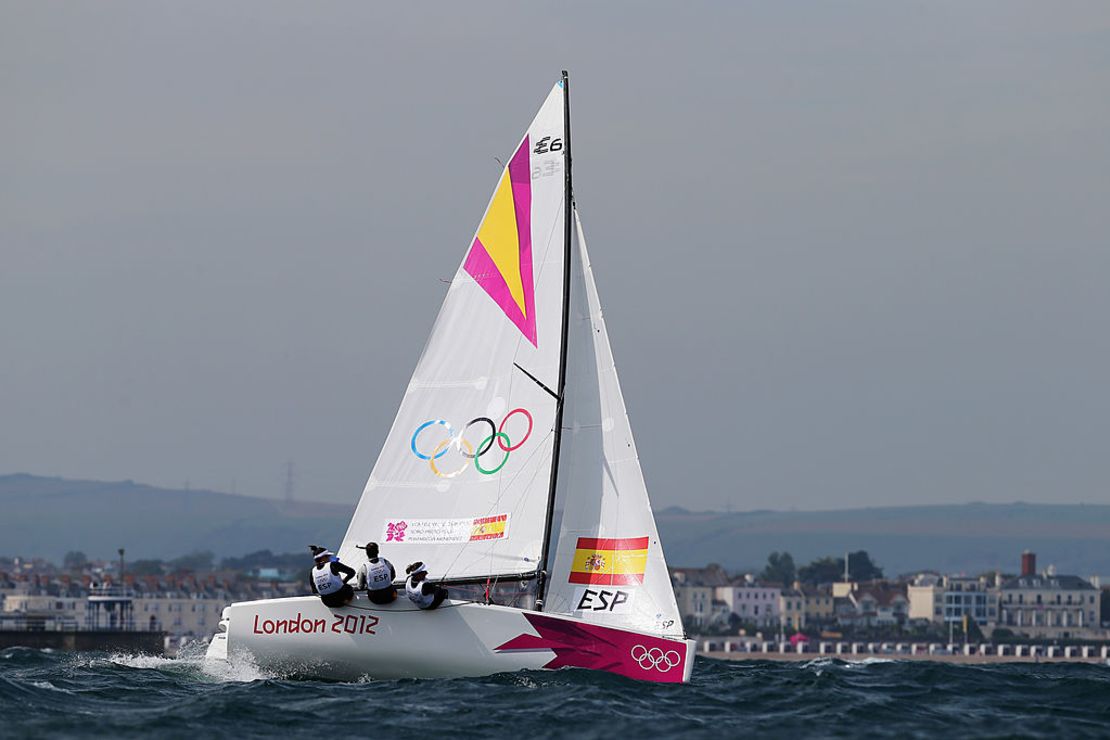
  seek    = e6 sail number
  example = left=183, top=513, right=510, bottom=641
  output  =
left=533, top=136, right=563, bottom=154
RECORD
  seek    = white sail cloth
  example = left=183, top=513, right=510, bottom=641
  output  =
left=339, top=83, right=567, bottom=580
left=544, top=211, right=684, bottom=638
left=339, top=78, right=684, bottom=640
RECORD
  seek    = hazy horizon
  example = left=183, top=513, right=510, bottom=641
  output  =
left=6, top=471, right=1110, bottom=515
left=3, top=3, right=1108, bottom=510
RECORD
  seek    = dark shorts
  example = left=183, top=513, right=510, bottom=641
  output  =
left=367, top=586, right=397, bottom=605
left=320, top=584, right=354, bottom=608
left=428, top=587, right=448, bottom=610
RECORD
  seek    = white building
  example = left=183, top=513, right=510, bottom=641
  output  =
left=998, top=574, right=1100, bottom=639
left=2, top=593, right=84, bottom=628
left=134, top=595, right=230, bottom=638
left=943, top=575, right=999, bottom=626
left=907, top=573, right=944, bottom=624
left=717, top=582, right=782, bottom=627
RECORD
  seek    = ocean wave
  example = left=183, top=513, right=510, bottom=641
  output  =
left=1, top=649, right=1109, bottom=738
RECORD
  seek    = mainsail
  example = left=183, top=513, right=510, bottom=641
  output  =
left=543, top=211, right=684, bottom=638
left=339, top=83, right=567, bottom=580
left=339, top=74, right=683, bottom=640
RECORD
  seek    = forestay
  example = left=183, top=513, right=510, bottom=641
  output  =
left=339, top=83, right=568, bottom=580
left=543, top=211, right=684, bottom=638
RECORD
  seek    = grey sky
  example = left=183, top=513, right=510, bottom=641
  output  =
left=2, top=2, right=1108, bottom=511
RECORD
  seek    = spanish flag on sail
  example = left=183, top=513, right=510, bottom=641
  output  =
left=469, top=514, right=508, bottom=541
left=568, top=537, right=649, bottom=586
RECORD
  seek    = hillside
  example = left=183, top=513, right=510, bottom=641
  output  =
left=0, top=474, right=354, bottom=562
left=657, top=504, right=1110, bottom=577
left=3, top=474, right=1109, bottom=577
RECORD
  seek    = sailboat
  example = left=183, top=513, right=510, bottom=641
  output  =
left=205, top=72, right=694, bottom=683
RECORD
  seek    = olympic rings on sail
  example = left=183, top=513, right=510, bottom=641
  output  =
left=630, top=644, right=681, bottom=673
left=410, top=409, right=533, bottom=478
left=497, top=408, right=533, bottom=452
left=411, top=420, right=453, bottom=460
left=429, top=437, right=473, bottom=479
left=474, top=433, right=511, bottom=475
left=460, top=417, right=496, bottom=459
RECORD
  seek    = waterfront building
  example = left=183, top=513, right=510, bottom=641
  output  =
left=996, top=551, right=1101, bottom=639
left=717, top=579, right=782, bottom=628
left=835, top=582, right=909, bottom=627
left=2, top=594, right=84, bottom=629
left=998, top=575, right=1100, bottom=639
left=942, top=575, right=999, bottom=627
left=907, top=573, right=944, bottom=624
left=779, top=587, right=805, bottom=630
left=802, top=584, right=835, bottom=626
left=0, top=566, right=305, bottom=650
left=133, top=595, right=227, bottom=639
left=671, top=565, right=732, bottom=629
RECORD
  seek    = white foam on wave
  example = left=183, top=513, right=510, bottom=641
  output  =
left=796, top=656, right=898, bottom=673
left=30, top=679, right=74, bottom=694
left=107, top=652, right=180, bottom=670
left=176, top=639, right=278, bottom=683
left=68, top=638, right=278, bottom=684
left=843, top=657, right=897, bottom=667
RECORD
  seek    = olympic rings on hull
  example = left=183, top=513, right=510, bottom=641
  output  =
left=410, top=408, right=533, bottom=479
left=630, top=644, right=681, bottom=673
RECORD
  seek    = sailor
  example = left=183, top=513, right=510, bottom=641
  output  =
left=355, top=542, right=397, bottom=604
left=308, top=545, right=356, bottom=608
left=404, top=562, right=448, bottom=610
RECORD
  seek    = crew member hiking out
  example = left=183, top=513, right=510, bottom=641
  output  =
left=355, top=542, right=397, bottom=604
left=405, top=562, right=448, bottom=610
left=308, top=545, right=355, bottom=608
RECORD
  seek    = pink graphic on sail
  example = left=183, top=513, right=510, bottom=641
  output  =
left=463, top=136, right=536, bottom=346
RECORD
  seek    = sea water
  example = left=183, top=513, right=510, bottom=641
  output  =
left=1, top=647, right=1108, bottom=738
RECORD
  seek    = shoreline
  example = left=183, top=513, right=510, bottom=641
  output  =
left=700, top=650, right=1109, bottom=665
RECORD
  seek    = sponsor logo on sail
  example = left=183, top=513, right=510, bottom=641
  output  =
left=470, top=514, right=508, bottom=541
left=568, top=537, right=649, bottom=586
left=385, top=521, right=407, bottom=542
left=383, top=514, right=510, bottom=544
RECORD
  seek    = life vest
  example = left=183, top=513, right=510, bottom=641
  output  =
left=406, top=576, right=435, bottom=609
left=365, top=558, right=394, bottom=592
left=313, top=562, right=343, bottom=596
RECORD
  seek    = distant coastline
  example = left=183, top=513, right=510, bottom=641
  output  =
left=4, top=473, right=1110, bottom=575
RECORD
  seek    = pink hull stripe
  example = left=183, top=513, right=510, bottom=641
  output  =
left=495, top=613, right=687, bottom=683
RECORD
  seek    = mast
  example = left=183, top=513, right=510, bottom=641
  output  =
left=535, top=70, right=572, bottom=610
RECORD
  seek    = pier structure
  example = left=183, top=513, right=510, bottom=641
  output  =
left=698, top=639, right=1110, bottom=663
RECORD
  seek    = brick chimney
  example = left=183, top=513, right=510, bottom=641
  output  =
left=1021, top=551, right=1036, bottom=577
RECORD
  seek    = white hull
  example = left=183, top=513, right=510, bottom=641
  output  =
left=206, top=594, right=695, bottom=683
